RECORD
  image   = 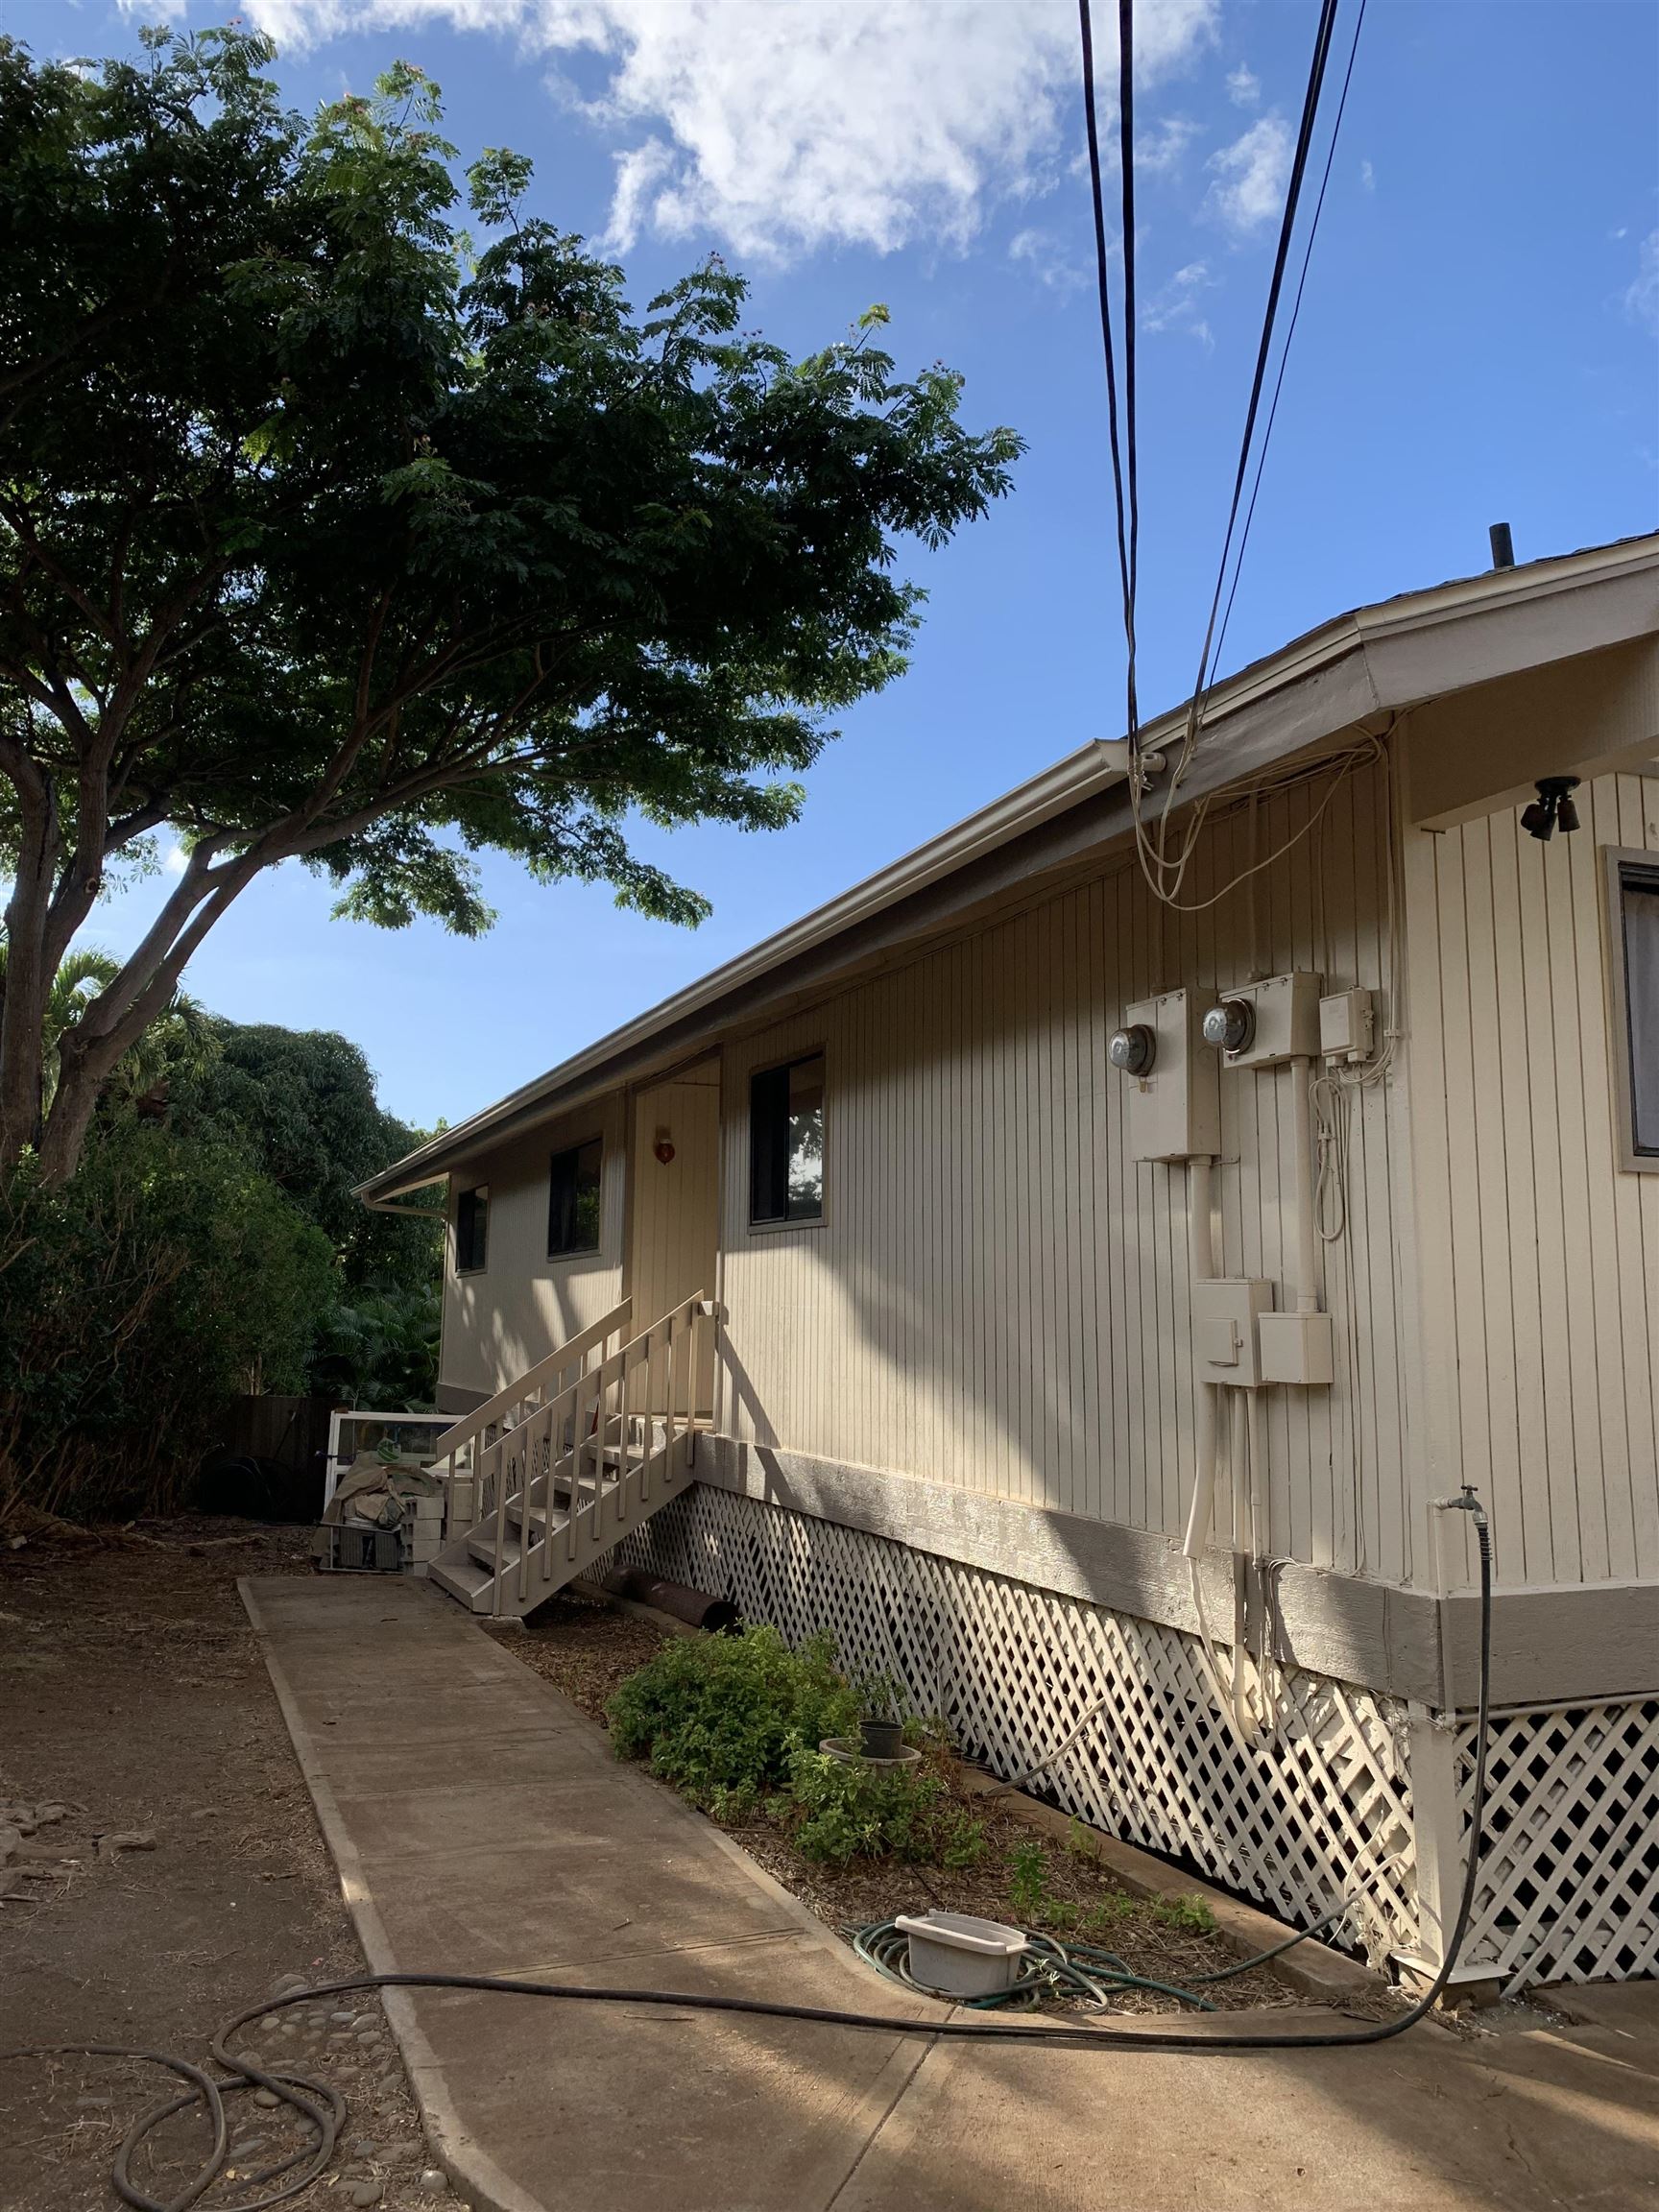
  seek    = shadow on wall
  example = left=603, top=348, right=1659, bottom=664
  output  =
left=711, top=757, right=1410, bottom=1594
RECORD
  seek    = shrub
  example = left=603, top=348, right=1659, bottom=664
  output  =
left=0, top=1124, right=335, bottom=1523
left=1008, top=1839, right=1053, bottom=1922
left=605, top=1625, right=860, bottom=1805
left=1151, top=1892, right=1216, bottom=1935
left=787, top=1747, right=948, bottom=1865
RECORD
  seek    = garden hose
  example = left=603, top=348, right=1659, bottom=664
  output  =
left=1, top=1493, right=1493, bottom=2212
left=850, top=1899, right=1353, bottom=2013
left=852, top=1921, right=1221, bottom=2010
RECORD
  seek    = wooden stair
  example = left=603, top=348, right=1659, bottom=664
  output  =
left=427, top=1295, right=711, bottom=1622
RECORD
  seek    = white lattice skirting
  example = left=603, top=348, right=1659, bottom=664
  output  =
left=1455, top=1702, right=1659, bottom=1985
left=604, top=1485, right=1659, bottom=1990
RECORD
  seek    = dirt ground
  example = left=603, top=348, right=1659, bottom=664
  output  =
left=0, top=1527, right=1408, bottom=2210
left=498, top=1590, right=1313, bottom=2015
left=0, top=1520, right=463, bottom=2212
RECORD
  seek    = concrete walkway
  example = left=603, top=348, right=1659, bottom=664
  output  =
left=243, top=1575, right=1659, bottom=2212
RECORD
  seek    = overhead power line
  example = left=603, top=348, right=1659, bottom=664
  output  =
left=1116, top=0, right=1139, bottom=744
left=1210, top=0, right=1369, bottom=692
left=1174, top=0, right=1353, bottom=784
left=1076, top=0, right=1368, bottom=904
left=1076, top=0, right=1134, bottom=744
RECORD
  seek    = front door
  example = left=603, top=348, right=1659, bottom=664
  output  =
left=628, top=1063, right=720, bottom=1414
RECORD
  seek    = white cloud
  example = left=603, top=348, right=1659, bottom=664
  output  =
left=1205, top=114, right=1290, bottom=237
left=237, top=0, right=1219, bottom=262
left=1358, top=156, right=1375, bottom=193
left=1625, top=229, right=1659, bottom=335
left=162, top=843, right=189, bottom=877
left=1225, top=62, right=1258, bottom=106
left=1140, top=257, right=1214, bottom=347
left=1008, top=226, right=1083, bottom=294
left=1134, top=116, right=1203, bottom=178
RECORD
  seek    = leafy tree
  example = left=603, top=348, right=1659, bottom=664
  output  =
left=0, top=28, right=1022, bottom=1183
left=307, top=1282, right=441, bottom=1411
left=169, top=1019, right=444, bottom=1405
left=0, top=944, right=116, bottom=1111
left=0, top=1120, right=336, bottom=1522
left=174, top=1021, right=440, bottom=1293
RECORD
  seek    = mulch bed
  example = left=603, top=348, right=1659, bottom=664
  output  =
left=494, top=1589, right=1308, bottom=2016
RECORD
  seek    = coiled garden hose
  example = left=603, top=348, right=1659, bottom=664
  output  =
left=1, top=1493, right=1493, bottom=2212
left=852, top=1900, right=1353, bottom=2012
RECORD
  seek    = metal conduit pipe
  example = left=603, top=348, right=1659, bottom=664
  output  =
left=1182, top=1154, right=1219, bottom=1561
left=1289, top=1054, right=1319, bottom=1315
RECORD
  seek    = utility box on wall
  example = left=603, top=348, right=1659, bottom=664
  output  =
left=1259, top=1310, right=1335, bottom=1386
left=1121, top=990, right=1221, bottom=1162
left=1191, top=1277, right=1274, bottom=1386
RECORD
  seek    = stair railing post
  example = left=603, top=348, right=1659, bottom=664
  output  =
left=490, top=1425, right=509, bottom=1618
left=617, top=1343, right=636, bottom=1538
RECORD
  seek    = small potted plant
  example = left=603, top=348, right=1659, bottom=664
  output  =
left=857, top=1673, right=904, bottom=1762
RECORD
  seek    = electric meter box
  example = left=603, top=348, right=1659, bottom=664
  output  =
left=1190, top=1277, right=1273, bottom=1387
left=1215, top=972, right=1323, bottom=1070
left=1123, top=990, right=1220, bottom=1163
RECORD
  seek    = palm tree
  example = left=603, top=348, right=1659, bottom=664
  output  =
left=0, top=946, right=119, bottom=1115
left=0, top=945, right=214, bottom=1119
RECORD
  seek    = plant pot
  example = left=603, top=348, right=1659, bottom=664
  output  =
left=820, top=1737, right=921, bottom=1771
left=858, top=1717, right=904, bottom=1761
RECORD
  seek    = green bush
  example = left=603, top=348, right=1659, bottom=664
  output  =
left=606, top=1625, right=860, bottom=1808
left=0, top=1123, right=335, bottom=1522
left=1150, top=1892, right=1216, bottom=1935
left=1008, top=1839, right=1054, bottom=1922
left=787, top=1747, right=948, bottom=1864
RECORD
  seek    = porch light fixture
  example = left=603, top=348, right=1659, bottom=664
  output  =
left=1521, top=776, right=1580, bottom=842
left=1108, top=1023, right=1157, bottom=1077
left=653, top=1127, right=676, bottom=1165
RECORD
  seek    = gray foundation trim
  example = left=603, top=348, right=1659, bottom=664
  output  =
left=698, top=1437, right=1659, bottom=1710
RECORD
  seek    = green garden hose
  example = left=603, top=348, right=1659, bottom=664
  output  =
left=850, top=1900, right=1350, bottom=2013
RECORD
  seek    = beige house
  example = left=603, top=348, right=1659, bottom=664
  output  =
left=362, top=533, right=1659, bottom=1995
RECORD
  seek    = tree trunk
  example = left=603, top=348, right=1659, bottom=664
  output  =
left=0, top=779, right=59, bottom=1175
left=36, top=1038, right=109, bottom=1187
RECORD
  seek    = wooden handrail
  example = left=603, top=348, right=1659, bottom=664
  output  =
left=430, top=1292, right=714, bottom=1618
left=433, top=1297, right=632, bottom=1457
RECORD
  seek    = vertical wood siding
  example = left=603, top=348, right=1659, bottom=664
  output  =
left=716, top=752, right=1418, bottom=1585
left=439, top=1093, right=626, bottom=1398
left=1404, top=771, right=1659, bottom=1590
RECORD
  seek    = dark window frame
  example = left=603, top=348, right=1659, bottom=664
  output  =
left=455, top=1184, right=490, bottom=1274
left=1607, top=847, right=1659, bottom=1172
left=749, top=1050, right=826, bottom=1228
left=547, top=1135, right=604, bottom=1260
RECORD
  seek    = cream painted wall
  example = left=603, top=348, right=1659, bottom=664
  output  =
left=1403, top=769, right=1659, bottom=1593
left=715, top=749, right=1418, bottom=1587
left=434, top=746, right=1659, bottom=1602
left=439, top=1092, right=626, bottom=1399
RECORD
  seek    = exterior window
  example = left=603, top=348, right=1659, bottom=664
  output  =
left=1613, top=854, right=1659, bottom=1162
left=750, top=1052, right=825, bottom=1224
left=455, top=1185, right=489, bottom=1272
left=547, top=1137, right=603, bottom=1258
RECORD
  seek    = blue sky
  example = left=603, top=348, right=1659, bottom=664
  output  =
left=13, top=0, right=1658, bottom=1132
